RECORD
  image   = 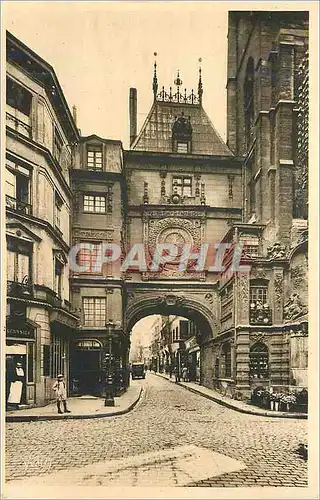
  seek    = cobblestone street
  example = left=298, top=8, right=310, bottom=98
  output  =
left=6, top=374, right=308, bottom=488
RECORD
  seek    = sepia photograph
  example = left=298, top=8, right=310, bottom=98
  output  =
left=1, top=1, right=318, bottom=498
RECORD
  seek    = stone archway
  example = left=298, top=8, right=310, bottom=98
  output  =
left=125, top=287, right=219, bottom=341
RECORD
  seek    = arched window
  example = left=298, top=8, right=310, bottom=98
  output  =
left=244, top=57, right=254, bottom=150
left=249, top=342, right=269, bottom=379
left=222, top=342, right=232, bottom=378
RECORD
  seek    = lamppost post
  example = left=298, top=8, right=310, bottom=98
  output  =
left=105, top=320, right=115, bottom=406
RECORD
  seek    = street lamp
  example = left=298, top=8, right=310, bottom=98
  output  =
left=105, top=320, right=115, bottom=406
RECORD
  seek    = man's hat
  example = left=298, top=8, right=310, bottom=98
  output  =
left=57, top=374, right=64, bottom=378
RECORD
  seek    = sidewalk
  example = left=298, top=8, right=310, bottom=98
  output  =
left=6, top=384, right=143, bottom=422
left=155, top=372, right=307, bottom=419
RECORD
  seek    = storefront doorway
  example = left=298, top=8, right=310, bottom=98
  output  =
left=6, top=317, right=36, bottom=407
left=70, top=339, right=102, bottom=396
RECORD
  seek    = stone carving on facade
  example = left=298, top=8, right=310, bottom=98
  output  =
left=142, top=210, right=205, bottom=220
left=284, top=293, right=307, bottom=321
left=205, top=293, right=214, bottom=304
left=194, top=174, right=201, bottom=198
left=200, top=183, right=206, bottom=205
left=251, top=267, right=267, bottom=279
left=290, top=323, right=308, bottom=338
left=143, top=182, right=149, bottom=204
left=156, top=294, right=185, bottom=307
left=290, top=265, right=306, bottom=289
left=228, top=174, right=234, bottom=200
left=273, top=270, right=284, bottom=320
left=73, top=228, right=114, bottom=242
left=250, top=332, right=266, bottom=344
left=126, top=292, right=135, bottom=303
left=160, top=171, right=167, bottom=200
left=148, top=218, right=201, bottom=247
left=250, top=301, right=272, bottom=325
left=267, top=242, right=287, bottom=259
left=239, top=274, right=249, bottom=320
left=106, top=184, right=113, bottom=213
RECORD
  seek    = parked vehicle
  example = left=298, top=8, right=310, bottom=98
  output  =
left=131, top=363, right=145, bottom=380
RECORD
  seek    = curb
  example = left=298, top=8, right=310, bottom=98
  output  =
left=6, top=387, right=143, bottom=423
left=155, top=374, right=307, bottom=420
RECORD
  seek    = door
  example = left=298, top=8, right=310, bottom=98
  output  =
left=70, top=348, right=102, bottom=396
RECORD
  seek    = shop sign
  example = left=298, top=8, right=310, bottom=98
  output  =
left=185, top=336, right=198, bottom=351
left=76, top=340, right=101, bottom=350
left=6, top=321, right=34, bottom=339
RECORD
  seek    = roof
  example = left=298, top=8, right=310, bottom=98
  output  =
left=6, top=31, right=79, bottom=144
left=80, top=134, right=122, bottom=146
left=131, top=100, right=233, bottom=156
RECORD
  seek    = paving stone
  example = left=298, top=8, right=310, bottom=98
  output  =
left=5, top=374, right=308, bottom=489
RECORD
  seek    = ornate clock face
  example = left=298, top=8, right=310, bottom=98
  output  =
left=157, top=227, right=193, bottom=261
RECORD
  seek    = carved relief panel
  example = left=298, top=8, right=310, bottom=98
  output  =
left=141, top=210, right=206, bottom=280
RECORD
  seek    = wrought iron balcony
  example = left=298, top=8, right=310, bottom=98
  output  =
left=6, top=112, right=32, bottom=139
left=6, top=195, right=32, bottom=215
left=7, top=280, right=33, bottom=297
left=249, top=302, right=272, bottom=325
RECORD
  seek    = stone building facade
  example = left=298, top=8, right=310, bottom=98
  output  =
left=5, top=11, right=309, bottom=407
left=210, top=11, right=309, bottom=398
left=5, top=32, right=79, bottom=407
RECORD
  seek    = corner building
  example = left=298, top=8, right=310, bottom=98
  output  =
left=5, top=32, right=79, bottom=406
left=215, top=11, right=309, bottom=398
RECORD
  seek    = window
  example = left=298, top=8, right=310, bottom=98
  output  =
left=76, top=242, right=101, bottom=273
left=242, top=237, right=259, bottom=257
left=7, top=239, right=32, bottom=284
left=50, top=333, right=68, bottom=378
left=250, top=285, right=268, bottom=306
left=177, top=142, right=188, bottom=154
left=54, top=260, right=63, bottom=298
left=87, top=145, right=103, bottom=171
left=172, top=176, right=192, bottom=197
left=6, top=77, right=32, bottom=116
left=222, top=343, right=232, bottom=378
left=172, top=113, right=192, bottom=153
left=83, top=195, right=106, bottom=213
left=53, top=128, right=63, bottom=162
left=43, top=344, right=50, bottom=376
left=249, top=342, right=269, bottom=379
left=54, top=193, right=63, bottom=229
left=6, top=166, right=31, bottom=214
left=83, top=297, right=106, bottom=327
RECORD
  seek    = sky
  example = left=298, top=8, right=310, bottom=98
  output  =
left=4, top=2, right=229, bottom=148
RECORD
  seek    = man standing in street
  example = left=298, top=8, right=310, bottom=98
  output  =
left=53, top=374, right=71, bottom=414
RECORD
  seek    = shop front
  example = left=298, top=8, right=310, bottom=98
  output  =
left=6, top=317, right=36, bottom=408
left=185, top=336, right=201, bottom=383
left=70, top=339, right=103, bottom=396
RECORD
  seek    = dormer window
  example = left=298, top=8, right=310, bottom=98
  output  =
left=87, top=145, right=103, bottom=171
left=172, top=112, right=192, bottom=153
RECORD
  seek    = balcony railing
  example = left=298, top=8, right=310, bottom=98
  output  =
left=249, top=302, right=272, bottom=325
left=7, top=280, right=33, bottom=297
left=6, top=112, right=32, bottom=139
left=6, top=195, right=32, bottom=215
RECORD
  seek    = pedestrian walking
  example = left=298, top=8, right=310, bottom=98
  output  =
left=52, top=374, right=71, bottom=414
left=173, top=366, right=180, bottom=383
left=182, top=365, right=189, bottom=382
left=7, top=361, right=25, bottom=409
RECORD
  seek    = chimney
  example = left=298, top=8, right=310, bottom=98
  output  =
left=129, top=88, right=137, bottom=146
left=72, top=105, right=77, bottom=126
